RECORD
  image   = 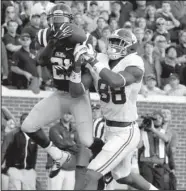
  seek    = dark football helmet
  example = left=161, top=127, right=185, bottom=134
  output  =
left=48, top=3, right=73, bottom=31
left=107, top=29, right=138, bottom=60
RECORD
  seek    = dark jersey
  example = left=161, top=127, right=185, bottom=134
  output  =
left=37, top=27, right=92, bottom=91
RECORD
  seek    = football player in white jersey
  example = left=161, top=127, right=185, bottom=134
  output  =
left=71, top=29, right=158, bottom=190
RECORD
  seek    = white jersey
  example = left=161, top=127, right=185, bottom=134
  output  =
left=92, top=53, right=144, bottom=122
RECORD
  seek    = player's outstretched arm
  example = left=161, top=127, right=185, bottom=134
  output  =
left=69, top=65, right=93, bottom=98
left=98, top=66, right=143, bottom=88
left=73, top=44, right=144, bottom=88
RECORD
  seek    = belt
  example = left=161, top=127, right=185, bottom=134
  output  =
left=106, top=120, right=134, bottom=127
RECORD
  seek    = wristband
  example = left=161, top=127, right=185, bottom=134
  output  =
left=70, top=70, right=81, bottom=83
left=118, top=73, right=126, bottom=87
left=93, top=62, right=106, bottom=75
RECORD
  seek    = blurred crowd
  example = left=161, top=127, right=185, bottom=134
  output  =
left=1, top=0, right=186, bottom=96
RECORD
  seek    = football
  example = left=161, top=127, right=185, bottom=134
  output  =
left=67, top=23, right=87, bottom=45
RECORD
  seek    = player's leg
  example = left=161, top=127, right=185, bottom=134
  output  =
left=113, top=129, right=158, bottom=190
left=21, top=91, right=70, bottom=162
left=81, top=122, right=140, bottom=190
left=70, top=91, right=93, bottom=147
left=71, top=91, right=104, bottom=156
left=48, top=170, right=64, bottom=190
left=62, top=170, right=76, bottom=190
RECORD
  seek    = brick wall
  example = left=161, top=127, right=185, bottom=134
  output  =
left=2, top=90, right=186, bottom=190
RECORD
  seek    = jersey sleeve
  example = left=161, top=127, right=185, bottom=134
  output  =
left=36, top=28, right=50, bottom=48
left=125, top=54, right=145, bottom=72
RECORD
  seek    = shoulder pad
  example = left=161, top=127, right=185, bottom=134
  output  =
left=37, top=28, right=51, bottom=47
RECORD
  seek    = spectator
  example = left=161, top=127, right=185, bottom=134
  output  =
left=70, top=3, right=78, bottom=16
left=138, top=110, right=173, bottom=189
left=109, top=1, right=121, bottom=23
left=142, top=41, right=156, bottom=78
left=92, top=103, right=105, bottom=140
left=109, top=18, right=119, bottom=34
left=160, top=46, right=182, bottom=87
left=82, top=1, right=100, bottom=33
left=140, top=74, right=165, bottom=97
left=134, top=0, right=147, bottom=18
left=1, top=106, right=16, bottom=143
left=145, top=5, right=157, bottom=31
left=176, top=30, right=186, bottom=86
left=133, top=27, right=145, bottom=56
left=146, top=0, right=162, bottom=9
left=1, top=1, right=14, bottom=25
left=152, top=17, right=171, bottom=43
left=118, top=1, right=133, bottom=28
left=128, top=11, right=137, bottom=28
left=143, top=29, right=154, bottom=43
left=164, top=73, right=186, bottom=96
left=91, top=17, right=107, bottom=40
left=47, top=113, right=81, bottom=190
left=32, top=1, right=55, bottom=16
left=3, top=20, right=22, bottom=61
left=100, top=10, right=110, bottom=24
left=161, top=109, right=177, bottom=190
left=136, top=17, right=147, bottom=31
left=156, top=1, right=180, bottom=30
left=1, top=41, right=9, bottom=85
left=2, top=6, right=23, bottom=36
left=1, top=113, right=38, bottom=190
left=1, top=106, right=16, bottom=191
left=156, top=1, right=180, bottom=44
left=97, top=26, right=111, bottom=53
left=11, top=33, right=40, bottom=94
left=75, top=1, right=86, bottom=15
left=40, top=11, right=48, bottom=29
left=123, top=21, right=133, bottom=32
left=153, top=35, right=168, bottom=87
left=22, top=11, right=42, bottom=50
left=2, top=20, right=22, bottom=85
left=73, top=12, right=85, bottom=28
left=19, top=1, right=34, bottom=28
left=169, top=1, right=186, bottom=29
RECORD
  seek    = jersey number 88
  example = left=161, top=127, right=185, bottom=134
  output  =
left=98, top=79, right=126, bottom=104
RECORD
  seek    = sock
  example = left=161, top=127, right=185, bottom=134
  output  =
left=26, top=129, right=50, bottom=148
left=89, top=138, right=104, bottom=158
left=149, top=183, right=158, bottom=190
left=45, top=142, right=63, bottom=160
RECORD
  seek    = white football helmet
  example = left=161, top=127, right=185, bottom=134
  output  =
left=107, top=29, right=138, bottom=60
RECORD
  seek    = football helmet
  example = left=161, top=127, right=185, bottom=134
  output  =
left=107, top=29, right=138, bottom=60
left=48, top=3, right=73, bottom=31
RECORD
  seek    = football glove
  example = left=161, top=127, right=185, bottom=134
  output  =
left=53, top=23, right=73, bottom=40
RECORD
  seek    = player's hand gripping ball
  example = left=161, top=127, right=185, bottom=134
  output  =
left=73, top=43, right=96, bottom=67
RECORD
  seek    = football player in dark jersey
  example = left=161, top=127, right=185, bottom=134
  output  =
left=21, top=3, right=103, bottom=175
